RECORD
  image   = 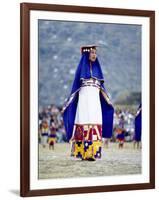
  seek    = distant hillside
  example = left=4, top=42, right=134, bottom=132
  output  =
left=38, top=20, right=141, bottom=107
left=114, top=91, right=141, bottom=105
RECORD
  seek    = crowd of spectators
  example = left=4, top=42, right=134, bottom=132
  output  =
left=38, top=104, right=137, bottom=144
left=38, top=104, right=67, bottom=144
left=113, top=108, right=136, bottom=142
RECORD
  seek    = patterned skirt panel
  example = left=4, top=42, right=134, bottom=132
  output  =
left=71, top=124, right=102, bottom=159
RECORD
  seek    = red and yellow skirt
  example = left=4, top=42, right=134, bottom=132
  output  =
left=71, top=124, right=102, bottom=160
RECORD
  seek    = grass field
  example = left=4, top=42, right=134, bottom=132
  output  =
left=38, top=142, right=141, bottom=179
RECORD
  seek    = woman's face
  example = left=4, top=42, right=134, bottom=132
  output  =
left=89, top=49, right=97, bottom=62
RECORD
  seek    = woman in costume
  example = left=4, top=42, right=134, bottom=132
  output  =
left=62, top=45, right=114, bottom=161
left=134, top=104, right=142, bottom=149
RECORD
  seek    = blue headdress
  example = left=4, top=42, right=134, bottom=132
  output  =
left=71, top=50, right=105, bottom=94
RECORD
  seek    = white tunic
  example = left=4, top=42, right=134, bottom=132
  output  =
left=74, top=78, right=102, bottom=124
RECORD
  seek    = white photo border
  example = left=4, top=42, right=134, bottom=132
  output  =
left=30, top=10, right=150, bottom=190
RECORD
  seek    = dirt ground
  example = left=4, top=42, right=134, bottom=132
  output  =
left=38, top=142, right=141, bottom=179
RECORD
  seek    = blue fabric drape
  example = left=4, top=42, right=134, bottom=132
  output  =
left=71, top=52, right=104, bottom=94
left=134, top=104, right=142, bottom=141
left=63, top=52, right=114, bottom=141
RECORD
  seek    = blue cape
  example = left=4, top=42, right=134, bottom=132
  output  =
left=62, top=52, right=114, bottom=141
left=134, top=104, right=142, bottom=141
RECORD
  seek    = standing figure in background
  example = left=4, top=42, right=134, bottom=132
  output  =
left=116, top=115, right=125, bottom=149
left=134, top=104, right=142, bottom=149
left=62, top=45, right=114, bottom=161
left=48, top=122, right=56, bottom=150
left=41, top=119, right=49, bottom=148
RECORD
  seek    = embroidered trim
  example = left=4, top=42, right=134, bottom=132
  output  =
left=62, top=80, right=113, bottom=113
left=135, top=108, right=142, bottom=117
left=81, top=78, right=101, bottom=89
left=61, top=89, right=80, bottom=114
left=75, top=123, right=102, bottom=125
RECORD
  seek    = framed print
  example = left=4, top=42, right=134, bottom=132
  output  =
left=20, top=2, right=155, bottom=197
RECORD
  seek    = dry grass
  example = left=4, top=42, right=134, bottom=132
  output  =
left=38, top=142, right=141, bottom=179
